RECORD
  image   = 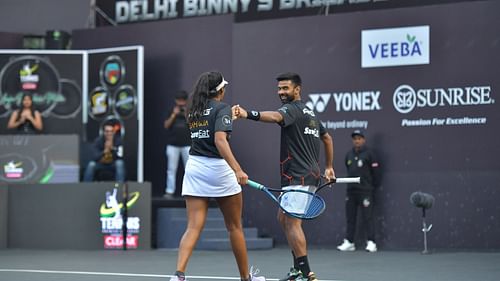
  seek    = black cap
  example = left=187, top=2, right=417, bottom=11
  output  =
left=175, top=90, right=188, bottom=100
left=351, top=129, right=365, bottom=138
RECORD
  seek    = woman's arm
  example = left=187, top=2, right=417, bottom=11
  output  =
left=31, top=111, right=43, bottom=131
left=214, top=131, right=248, bottom=185
left=7, top=111, right=21, bottom=129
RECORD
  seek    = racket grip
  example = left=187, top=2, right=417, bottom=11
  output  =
left=334, top=177, right=360, bottom=184
left=247, top=180, right=265, bottom=190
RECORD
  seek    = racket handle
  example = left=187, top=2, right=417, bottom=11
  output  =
left=334, top=177, right=360, bottom=184
left=247, top=180, right=265, bottom=190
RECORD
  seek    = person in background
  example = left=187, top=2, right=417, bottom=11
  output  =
left=83, top=123, right=125, bottom=182
left=7, top=94, right=43, bottom=134
left=337, top=129, right=381, bottom=253
left=163, top=90, right=191, bottom=198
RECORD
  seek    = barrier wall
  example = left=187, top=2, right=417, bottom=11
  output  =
left=0, top=184, right=7, bottom=249
left=0, top=134, right=79, bottom=184
left=6, top=182, right=151, bottom=250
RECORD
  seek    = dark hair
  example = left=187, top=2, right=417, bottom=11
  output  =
left=19, top=93, right=36, bottom=113
left=276, top=72, right=302, bottom=86
left=188, top=71, right=225, bottom=122
left=175, top=90, right=188, bottom=100
left=21, top=93, right=33, bottom=106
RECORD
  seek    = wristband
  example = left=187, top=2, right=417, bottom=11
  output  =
left=247, top=110, right=260, bottom=121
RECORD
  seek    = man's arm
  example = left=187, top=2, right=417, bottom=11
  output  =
left=232, top=105, right=283, bottom=124
left=164, top=107, right=179, bottom=129
left=92, top=138, right=105, bottom=161
left=113, top=137, right=124, bottom=159
left=321, top=132, right=335, bottom=180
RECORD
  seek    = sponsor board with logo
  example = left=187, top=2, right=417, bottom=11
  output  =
left=392, top=84, right=493, bottom=128
left=0, top=47, right=143, bottom=182
left=99, top=186, right=142, bottom=249
left=86, top=47, right=142, bottom=182
left=362, top=26, right=430, bottom=68
left=0, top=52, right=84, bottom=134
left=6, top=182, right=151, bottom=249
left=93, top=0, right=469, bottom=25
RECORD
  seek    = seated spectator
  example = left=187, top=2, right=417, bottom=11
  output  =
left=7, top=94, right=43, bottom=134
left=83, top=124, right=125, bottom=182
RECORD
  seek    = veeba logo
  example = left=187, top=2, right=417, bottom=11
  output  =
left=368, top=33, right=422, bottom=59
left=362, top=26, right=430, bottom=68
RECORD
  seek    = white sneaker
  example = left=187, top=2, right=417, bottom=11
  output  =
left=365, top=240, right=378, bottom=252
left=337, top=239, right=355, bottom=251
left=249, top=266, right=266, bottom=281
left=169, top=275, right=186, bottom=281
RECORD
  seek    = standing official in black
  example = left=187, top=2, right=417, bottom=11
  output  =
left=337, top=129, right=381, bottom=253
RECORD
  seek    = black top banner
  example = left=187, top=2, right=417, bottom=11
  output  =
left=94, top=0, right=485, bottom=26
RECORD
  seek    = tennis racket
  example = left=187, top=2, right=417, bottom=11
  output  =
left=315, top=176, right=361, bottom=193
left=246, top=177, right=360, bottom=220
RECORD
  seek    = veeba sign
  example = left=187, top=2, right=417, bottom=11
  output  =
left=361, top=25, right=430, bottom=68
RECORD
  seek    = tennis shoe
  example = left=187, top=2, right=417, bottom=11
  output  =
left=295, top=272, right=318, bottom=281
left=337, top=239, right=355, bottom=251
left=169, top=272, right=186, bottom=281
left=306, top=272, right=318, bottom=281
left=279, top=267, right=302, bottom=281
left=248, top=265, right=266, bottom=281
left=365, top=240, right=378, bottom=252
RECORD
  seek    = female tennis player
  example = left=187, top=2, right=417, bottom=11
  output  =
left=169, top=71, right=265, bottom=281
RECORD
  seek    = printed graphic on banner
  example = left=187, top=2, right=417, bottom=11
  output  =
left=361, top=26, right=430, bottom=68
left=0, top=55, right=82, bottom=119
left=100, top=187, right=141, bottom=249
left=89, top=86, right=110, bottom=118
left=95, top=0, right=455, bottom=25
left=306, top=91, right=380, bottom=130
left=393, top=84, right=494, bottom=127
left=0, top=153, right=36, bottom=182
left=86, top=49, right=140, bottom=181
left=100, top=56, right=125, bottom=87
left=114, top=85, right=137, bottom=119
left=3, top=160, right=23, bottom=179
left=19, top=62, right=40, bottom=90
left=0, top=135, right=79, bottom=183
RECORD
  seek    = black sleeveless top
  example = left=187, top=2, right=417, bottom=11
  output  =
left=16, top=109, right=37, bottom=134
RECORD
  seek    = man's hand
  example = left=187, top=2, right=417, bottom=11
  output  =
left=231, top=104, right=248, bottom=120
left=324, top=167, right=336, bottom=182
left=172, top=106, right=181, bottom=115
left=104, top=140, right=113, bottom=153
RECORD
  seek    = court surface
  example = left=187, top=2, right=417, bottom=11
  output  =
left=0, top=247, right=499, bottom=281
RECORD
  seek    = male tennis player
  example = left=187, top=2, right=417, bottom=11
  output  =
left=233, top=72, right=335, bottom=281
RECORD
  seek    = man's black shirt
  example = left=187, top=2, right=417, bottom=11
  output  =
left=278, top=100, right=326, bottom=187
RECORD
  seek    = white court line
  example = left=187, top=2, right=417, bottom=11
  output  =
left=0, top=269, right=344, bottom=281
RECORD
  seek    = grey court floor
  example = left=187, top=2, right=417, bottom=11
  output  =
left=0, top=247, right=499, bottom=281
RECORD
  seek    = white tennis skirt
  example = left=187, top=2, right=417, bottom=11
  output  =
left=182, top=155, right=242, bottom=197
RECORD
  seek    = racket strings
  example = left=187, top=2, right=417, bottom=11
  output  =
left=303, top=195, right=325, bottom=218
left=279, top=191, right=325, bottom=219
